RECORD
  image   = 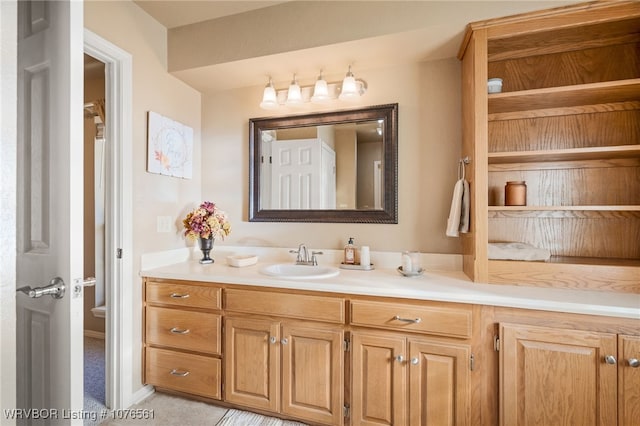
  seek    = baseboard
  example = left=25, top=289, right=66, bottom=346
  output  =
left=131, top=385, right=155, bottom=405
left=84, top=329, right=105, bottom=339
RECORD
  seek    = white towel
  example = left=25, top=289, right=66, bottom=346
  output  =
left=447, top=179, right=470, bottom=237
left=488, top=242, right=551, bottom=261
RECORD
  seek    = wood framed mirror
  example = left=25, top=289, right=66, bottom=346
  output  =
left=249, top=103, right=398, bottom=223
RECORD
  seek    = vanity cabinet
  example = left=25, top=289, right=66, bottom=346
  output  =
left=223, top=289, right=346, bottom=426
left=458, top=1, right=640, bottom=292
left=143, top=280, right=223, bottom=400
left=350, top=300, right=472, bottom=426
left=499, top=323, right=640, bottom=426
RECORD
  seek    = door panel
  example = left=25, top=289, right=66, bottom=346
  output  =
left=352, top=332, right=406, bottom=426
left=224, top=317, right=280, bottom=413
left=281, top=324, right=344, bottom=425
left=271, top=139, right=322, bottom=209
left=500, top=323, right=617, bottom=426
left=619, top=334, right=640, bottom=426
left=408, top=339, right=470, bottom=426
left=16, top=0, right=84, bottom=423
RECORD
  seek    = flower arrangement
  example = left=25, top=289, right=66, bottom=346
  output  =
left=182, top=201, right=232, bottom=240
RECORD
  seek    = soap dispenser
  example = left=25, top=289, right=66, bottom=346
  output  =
left=344, top=237, right=356, bottom=265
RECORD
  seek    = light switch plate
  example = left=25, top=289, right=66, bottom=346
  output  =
left=156, top=216, right=173, bottom=233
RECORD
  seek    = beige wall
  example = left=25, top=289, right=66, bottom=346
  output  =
left=85, top=0, right=202, bottom=394
left=201, top=59, right=462, bottom=254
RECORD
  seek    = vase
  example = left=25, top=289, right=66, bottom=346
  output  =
left=198, top=237, right=214, bottom=264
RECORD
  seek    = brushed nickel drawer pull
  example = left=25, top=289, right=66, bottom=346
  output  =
left=169, top=293, right=190, bottom=299
left=170, top=327, right=190, bottom=335
left=394, top=315, right=422, bottom=324
left=170, top=369, right=190, bottom=377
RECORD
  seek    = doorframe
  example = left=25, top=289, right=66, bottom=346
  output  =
left=84, top=29, right=134, bottom=410
left=0, top=0, right=18, bottom=419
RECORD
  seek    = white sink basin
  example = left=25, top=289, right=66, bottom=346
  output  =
left=260, top=263, right=340, bottom=280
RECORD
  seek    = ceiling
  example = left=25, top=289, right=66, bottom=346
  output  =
left=133, top=0, right=289, bottom=29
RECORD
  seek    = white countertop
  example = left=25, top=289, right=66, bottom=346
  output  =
left=140, top=247, right=640, bottom=320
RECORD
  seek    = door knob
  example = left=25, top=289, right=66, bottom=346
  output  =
left=604, top=355, right=617, bottom=365
left=16, top=277, right=65, bottom=299
left=628, top=358, right=640, bottom=368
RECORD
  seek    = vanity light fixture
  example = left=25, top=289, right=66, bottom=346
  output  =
left=259, top=77, right=278, bottom=110
left=259, top=66, right=367, bottom=109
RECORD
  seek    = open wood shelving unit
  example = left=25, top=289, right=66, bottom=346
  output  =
left=458, top=1, right=640, bottom=293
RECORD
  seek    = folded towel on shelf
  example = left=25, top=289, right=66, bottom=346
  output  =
left=488, top=242, right=551, bottom=261
left=446, top=178, right=470, bottom=237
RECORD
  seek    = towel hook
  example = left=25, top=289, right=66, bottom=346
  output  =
left=458, top=156, right=470, bottom=180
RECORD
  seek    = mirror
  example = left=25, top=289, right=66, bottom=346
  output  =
left=249, top=103, right=397, bottom=223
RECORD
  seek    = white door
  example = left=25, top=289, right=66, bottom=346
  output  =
left=271, top=139, right=322, bottom=209
left=15, top=0, right=85, bottom=424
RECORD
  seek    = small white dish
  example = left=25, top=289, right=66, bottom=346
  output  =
left=397, top=266, right=424, bottom=277
left=487, top=78, right=503, bottom=93
left=226, top=254, right=258, bottom=267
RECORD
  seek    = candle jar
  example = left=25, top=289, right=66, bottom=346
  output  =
left=505, top=181, right=526, bottom=206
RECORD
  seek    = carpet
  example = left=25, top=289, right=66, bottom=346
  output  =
left=216, top=409, right=307, bottom=426
left=84, top=336, right=107, bottom=426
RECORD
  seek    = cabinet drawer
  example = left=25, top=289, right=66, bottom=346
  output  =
left=350, top=300, right=472, bottom=339
left=145, top=347, right=221, bottom=400
left=146, top=306, right=221, bottom=354
left=225, top=288, right=345, bottom=323
left=146, top=280, right=221, bottom=310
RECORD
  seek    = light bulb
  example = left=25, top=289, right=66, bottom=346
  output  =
left=286, top=74, right=302, bottom=106
left=259, top=78, right=278, bottom=109
left=311, top=71, right=330, bottom=103
left=339, top=66, right=359, bottom=100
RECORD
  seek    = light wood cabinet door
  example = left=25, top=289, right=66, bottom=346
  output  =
left=351, top=332, right=407, bottom=426
left=224, top=317, right=280, bottom=413
left=619, top=334, right=640, bottom=426
left=281, top=324, right=344, bottom=425
left=500, top=323, right=618, bottom=426
left=408, top=339, right=470, bottom=426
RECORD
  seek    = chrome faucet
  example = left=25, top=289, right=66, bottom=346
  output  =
left=289, top=244, right=323, bottom=266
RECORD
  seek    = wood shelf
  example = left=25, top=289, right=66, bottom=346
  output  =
left=488, top=145, right=640, bottom=165
left=488, top=79, right=640, bottom=115
left=488, top=206, right=640, bottom=219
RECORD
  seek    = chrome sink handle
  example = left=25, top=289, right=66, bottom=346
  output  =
left=311, top=251, right=323, bottom=266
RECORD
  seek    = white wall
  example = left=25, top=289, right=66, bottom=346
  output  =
left=201, top=59, right=463, bottom=254
left=84, top=0, right=202, bottom=394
